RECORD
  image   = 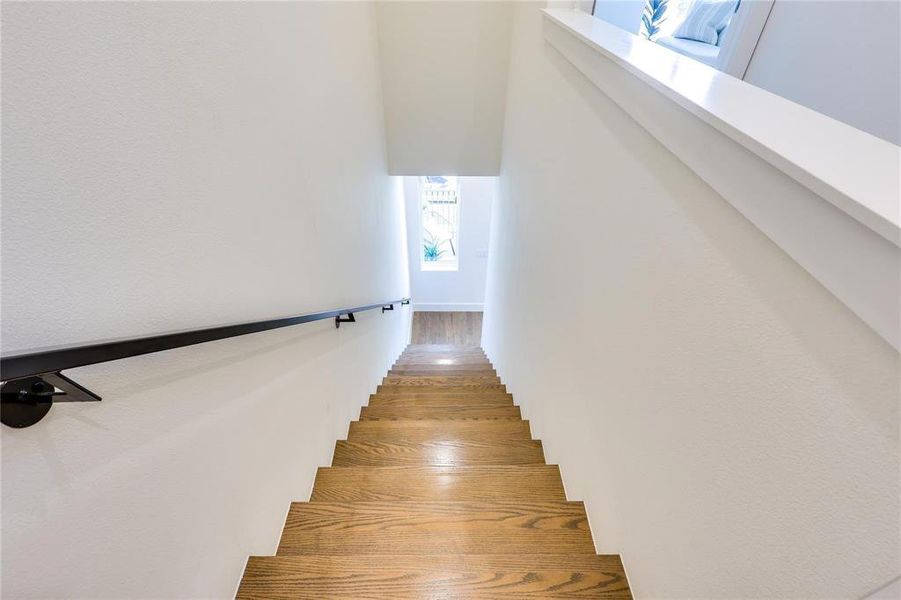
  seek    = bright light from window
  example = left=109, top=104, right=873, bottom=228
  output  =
left=420, top=176, right=460, bottom=272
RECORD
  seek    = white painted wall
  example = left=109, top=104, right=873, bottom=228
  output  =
left=1, top=3, right=410, bottom=598
left=404, top=177, right=494, bottom=311
left=483, top=3, right=899, bottom=598
left=745, top=0, right=901, bottom=145
left=375, top=1, right=514, bottom=175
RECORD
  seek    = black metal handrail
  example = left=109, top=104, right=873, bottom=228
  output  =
left=0, top=297, right=410, bottom=428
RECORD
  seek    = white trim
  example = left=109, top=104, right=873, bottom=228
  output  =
left=413, top=303, right=484, bottom=312
left=544, top=8, right=900, bottom=246
left=543, top=8, right=900, bottom=350
left=421, top=262, right=459, bottom=272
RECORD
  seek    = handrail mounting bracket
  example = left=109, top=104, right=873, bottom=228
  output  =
left=1, top=372, right=101, bottom=428
left=334, top=312, right=356, bottom=328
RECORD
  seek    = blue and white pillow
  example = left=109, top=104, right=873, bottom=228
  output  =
left=673, top=0, right=739, bottom=46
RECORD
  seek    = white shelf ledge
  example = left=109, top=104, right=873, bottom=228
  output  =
left=544, top=8, right=900, bottom=247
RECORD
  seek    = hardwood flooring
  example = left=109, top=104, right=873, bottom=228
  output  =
left=410, top=312, right=483, bottom=345
left=237, top=344, right=631, bottom=598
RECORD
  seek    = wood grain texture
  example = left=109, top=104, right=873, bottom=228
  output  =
left=368, top=394, right=514, bottom=408
left=378, top=383, right=506, bottom=393
left=332, top=439, right=545, bottom=467
left=238, top=555, right=631, bottom=599
left=390, top=366, right=496, bottom=375
left=410, top=312, right=483, bottom=346
left=360, top=404, right=523, bottom=420
left=237, top=343, right=632, bottom=598
left=371, top=389, right=511, bottom=398
left=383, top=375, right=503, bottom=386
left=277, top=501, right=594, bottom=555
left=310, top=466, right=568, bottom=502
left=347, top=420, right=532, bottom=441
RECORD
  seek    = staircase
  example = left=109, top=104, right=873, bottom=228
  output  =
left=236, top=344, right=632, bottom=598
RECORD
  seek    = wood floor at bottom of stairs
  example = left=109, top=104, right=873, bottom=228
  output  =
left=237, top=554, right=631, bottom=599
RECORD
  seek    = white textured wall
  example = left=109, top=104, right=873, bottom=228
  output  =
left=745, top=0, right=900, bottom=145
left=376, top=1, right=514, bottom=175
left=483, top=4, right=899, bottom=598
left=404, top=177, right=494, bottom=311
left=1, top=2, right=410, bottom=598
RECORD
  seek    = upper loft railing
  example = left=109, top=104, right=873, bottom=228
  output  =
left=0, top=297, right=411, bottom=428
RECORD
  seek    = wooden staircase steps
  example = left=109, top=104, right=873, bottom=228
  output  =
left=238, top=343, right=631, bottom=598
left=276, top=501, right=595, bottom=555
left=332, top=439, right=546, bottom=467
left=389, top=366, right=497, bottom=374
left=360, top=404, right=523, bottom=420
left=310, top=465, right=568, bottom=502
left=239, top=555, right=631, bottom=599
left=347, top=419, right=532, bottom=440
left=377, top=383, right=508, bottom=393
left=238, top=555, right=631, bottom=599
left=367, top=393, right=514, bottom=407
left=383, top=375, right=503, bottom=385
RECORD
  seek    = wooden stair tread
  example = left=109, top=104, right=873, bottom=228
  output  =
left=238, top=555, right=631, bottom=599
left=390, top=365, right=496, bottom=373
left=348, top=420, right=531, bottom=440
left=332, top=439, right=545, bottom=467
left=383, top=375, right=502, bottom=385
left=360, top=405, right=522, bottom=420
left=368, top=396, right=514, bottom=409
left=395, top=360, right=490, bottom=365
left=370, top=390, right=512, bottom=399
left=237, top=343, right=631, bottom=598
left=378, top=376, right=507, bottom=391
left=311, top=465, right=567, bottom=501
left=277, top=501, right=594, bottom=555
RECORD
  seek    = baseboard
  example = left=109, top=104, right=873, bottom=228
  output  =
left=412, top=303, right=484, bottom=312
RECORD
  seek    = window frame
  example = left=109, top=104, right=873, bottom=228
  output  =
left=418, top=176, right=462, bottom=272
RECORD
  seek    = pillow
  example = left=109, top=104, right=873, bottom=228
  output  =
left=673, top=0, right=739, bottom=46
